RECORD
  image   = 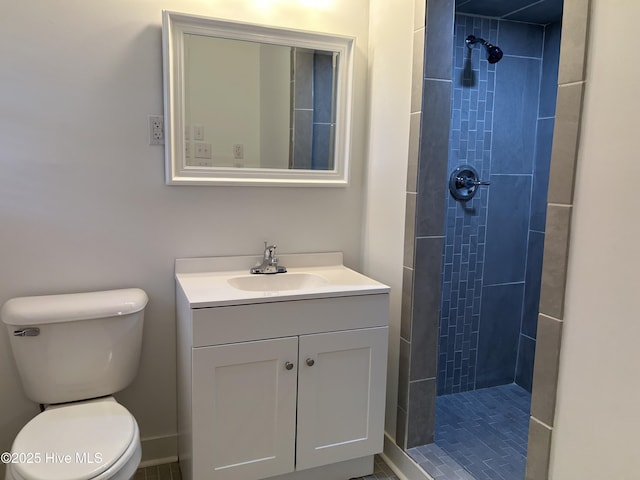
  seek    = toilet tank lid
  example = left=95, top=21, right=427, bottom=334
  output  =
left=1, top=288, right=148, bottom=326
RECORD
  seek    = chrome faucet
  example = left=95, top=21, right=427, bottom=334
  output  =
left=250, top=242, right=287, bottom=274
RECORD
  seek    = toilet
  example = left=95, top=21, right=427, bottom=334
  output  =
left=1, top=288, right=148, bottom=480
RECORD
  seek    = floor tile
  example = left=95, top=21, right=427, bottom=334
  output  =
left=408, top=383, right=531, bottom=480
left=135, top=454, right=399, bottom=480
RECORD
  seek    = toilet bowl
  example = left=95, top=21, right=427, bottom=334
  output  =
left=1, top=289, right=148, bottom=480
left=5, top=397, right=140, bottom=480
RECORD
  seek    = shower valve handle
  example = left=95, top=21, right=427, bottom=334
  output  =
left=455, top=176, right=490, bottom=188
left=449, top=165, right=490, bottom=202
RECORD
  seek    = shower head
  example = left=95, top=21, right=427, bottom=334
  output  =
left=466, top=35, right=503, bottom=64
left=486, top=44, right=504, bottom=64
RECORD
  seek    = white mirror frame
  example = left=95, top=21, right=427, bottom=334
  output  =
left=162, top=11, right=355, bottom=187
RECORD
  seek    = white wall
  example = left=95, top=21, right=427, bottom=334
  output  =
left=260, top=44, right=291, bottom=169
left=363, top=0, right=413, bottom=437
left=0, top=0, right=369, bottom=469
left=185, top=36, right=262, bottom=167
left=185, top=38, right=291, bottom=168
left=549, top=1, right=640, bottom=478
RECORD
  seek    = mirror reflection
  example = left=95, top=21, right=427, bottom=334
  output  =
left=183, top=34, right=337, bottom=171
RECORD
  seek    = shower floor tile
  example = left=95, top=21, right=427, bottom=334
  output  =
left=408, top=383, right=531, bottom=480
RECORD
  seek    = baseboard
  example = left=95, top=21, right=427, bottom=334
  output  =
left=139, top=434, right=178, bottom=467
left=381, top=433, right=432, bottom=480
left=138, top=431, right=429, bottom=477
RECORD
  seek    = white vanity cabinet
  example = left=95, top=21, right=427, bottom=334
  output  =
left=175, top=254, right=390, bottom=480
left=295, top=327, right=388, bottom=470
left=191, top=326, right=387, bottom=480
left=192, top=336, right=298, bottom=480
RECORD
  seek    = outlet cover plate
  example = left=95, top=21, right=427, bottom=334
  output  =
left=149, top=115, right=165, bottom=145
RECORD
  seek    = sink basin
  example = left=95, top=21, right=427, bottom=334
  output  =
left=227, top=272, right=330, bottom=292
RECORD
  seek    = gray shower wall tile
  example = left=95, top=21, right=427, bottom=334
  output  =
left=407, top=112, right=421, bottom=193
left=491, top=56, right=541, bottom=174
left=410, top=236, right=444, bottom=381
left=294, top=51, right=313, bottom=109
left=401, top=266, right=414, bottom=341
left=515, top=335, right=536, bottom=392
left=398, top=338, right=410, bottom=411
left=522, top=231, right=545, bottom=339
left=415, top=189, right=446, bottom=244
left=531, top=314, right=563, bottom=427
left=396, top=406, right=408, bottom=450
left=547, top=82, right=584, bottom=205
left=412, top=28, right=425, bottom=114
left=416, top=79, right=451, bottom=237
left=404, top=193, right=417, bottom=268
left=293, top=110, right=312, bottom=169
left=483, top=175, right=532, bottom=285
left=424, top=0, right=454, bottom=81
left=530, top=118, right=555, bottom=233
left=526, top=418, right=552, bottom=480
left=289, top=71, right=295, bottom=125
left=539, top=204, right=572, bottom=319
left=557, top=0, right=590, bottom=85
left=476, top=283, right=524, bottom=389
left=407, top=379, right=436, bottom=448
left=498, top=21, right=543, bottom=58
left=539, top=22, right=562, bottom=119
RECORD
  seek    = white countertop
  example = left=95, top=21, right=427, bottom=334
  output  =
left=175, top=253, right=390, bottom=308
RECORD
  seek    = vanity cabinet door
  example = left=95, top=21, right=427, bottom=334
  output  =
left=295, top=326, right=388, bottom=470
left=192, top=337, right=298, bottom=480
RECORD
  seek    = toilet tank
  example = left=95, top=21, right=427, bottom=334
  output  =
left=1, top=288, right=148, bottom=405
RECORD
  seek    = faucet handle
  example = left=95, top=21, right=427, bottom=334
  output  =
left=251, top=242, right=285, bottom=274
left=260, top=242, right=278, bottom=261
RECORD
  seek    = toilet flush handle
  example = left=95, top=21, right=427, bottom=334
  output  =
left=13, top=328, right=40, bottom=337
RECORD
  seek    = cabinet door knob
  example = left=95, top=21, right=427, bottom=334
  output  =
left=285, top=361, right=294, bottom=370
left=306, top=358, right=315, bottom=367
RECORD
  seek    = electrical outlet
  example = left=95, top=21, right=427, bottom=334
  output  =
left=197, top=158, right=214, bottom=167
left=194, top=142, right=212, bottom=159
left=148, top=115, right=164, bottom=145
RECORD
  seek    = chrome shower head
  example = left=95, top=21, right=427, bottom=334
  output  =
left=466, top=35, right=503, bottom=64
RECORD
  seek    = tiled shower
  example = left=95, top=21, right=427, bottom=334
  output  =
left=398, top=3, right=563, bottom=479
left=438, top=14, right=561, bottom=396
left=290, top=49, right=336, bottom=169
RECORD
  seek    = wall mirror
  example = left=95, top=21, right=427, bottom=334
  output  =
left=162, top=11, right=355, bottom=186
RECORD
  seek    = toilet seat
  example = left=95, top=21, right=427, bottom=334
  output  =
left=8, top=397, right=140, bottom=480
